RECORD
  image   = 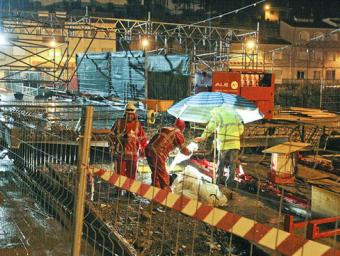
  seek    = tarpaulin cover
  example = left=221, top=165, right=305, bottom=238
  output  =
left=111, top=51, right=145, bottom=99
left=76, top=52, right=111, bottom=97
left=147, top=54, right=190, bottom=101
left=147, top=72, right=190, bottom=100
left=77, top=51, right=190, bottom=101
left=146, top=54, right=190, bottom=75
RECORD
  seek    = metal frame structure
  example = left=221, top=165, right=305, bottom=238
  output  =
left=0, top=10, right=257, bottom=93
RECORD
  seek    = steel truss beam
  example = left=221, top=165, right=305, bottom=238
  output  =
left=0, top=10, right=257, bottom=93
left=0, top=10, right=253, bottom=48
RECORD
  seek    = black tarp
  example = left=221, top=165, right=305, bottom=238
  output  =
left=77, top=51, right=190, bottom=101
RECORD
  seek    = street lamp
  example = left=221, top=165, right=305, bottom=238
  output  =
left=264, top=4, right=270, bottom=11
left=243, top=38, right=257, bottom=69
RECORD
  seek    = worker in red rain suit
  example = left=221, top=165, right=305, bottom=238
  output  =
left=111, top=102, right=147, bottom=179
left=145, top=119, right=191, bottom=191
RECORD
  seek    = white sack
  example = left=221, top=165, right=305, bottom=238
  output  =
left=171, top=166, right=227, bottom=206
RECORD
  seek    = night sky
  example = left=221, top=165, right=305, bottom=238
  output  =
left=0, top=0, right=339, bottom=21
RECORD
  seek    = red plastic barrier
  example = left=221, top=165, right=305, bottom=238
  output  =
left=284, top=214, right=340, bottom=240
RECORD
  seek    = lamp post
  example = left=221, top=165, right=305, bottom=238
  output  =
left=142, top=37, right=149, bottom=99
left=244, top=38, right=257, bottom=69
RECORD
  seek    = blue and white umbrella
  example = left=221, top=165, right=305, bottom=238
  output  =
left=167, top=92, right=263, bottom=124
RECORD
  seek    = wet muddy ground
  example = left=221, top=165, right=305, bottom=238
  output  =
left=93, top=195, right=271, bottom=256
left=0, top=159, right=75, bottom=255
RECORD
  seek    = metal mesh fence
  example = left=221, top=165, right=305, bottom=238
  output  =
left=0, top=101, right=338, bottom=256
left=275, top=82, right=340, bottom=112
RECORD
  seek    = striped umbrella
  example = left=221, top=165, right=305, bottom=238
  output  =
left=167, top=92, right=263, bottom=123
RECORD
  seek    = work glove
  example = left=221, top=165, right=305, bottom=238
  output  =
left=194, top=137, right=205, bottom=143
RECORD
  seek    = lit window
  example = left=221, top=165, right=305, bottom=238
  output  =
left=297, top=71, right=305, bottom=79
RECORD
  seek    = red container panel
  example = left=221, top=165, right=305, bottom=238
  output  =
left=256, top=100, right=274, bottom=119
left=212, top=72, right=241, bottom=94
left=240, top=87, right=274, bottom=101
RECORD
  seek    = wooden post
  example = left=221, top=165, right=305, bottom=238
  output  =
left=72, top=106, right=93, bottom=256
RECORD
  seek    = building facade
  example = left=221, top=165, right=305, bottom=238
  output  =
left=273, top=19, right=340, bottom=84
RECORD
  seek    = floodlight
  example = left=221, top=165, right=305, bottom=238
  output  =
left=245, top=39, right=256, bottom=50
left=141, top=38, right=149, bottom=49
left=264, top=4, right=270, bottom=11
left=49, top=38, right=57, bottom=48
left=0, top=33, right=7, bottom=45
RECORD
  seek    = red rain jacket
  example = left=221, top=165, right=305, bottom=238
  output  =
left=111, top=118, right=147, bottom=160
left=146, top=127, right=190, bottom=160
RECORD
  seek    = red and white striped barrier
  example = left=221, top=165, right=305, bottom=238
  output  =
left=94, top=168, right=340, bottom=256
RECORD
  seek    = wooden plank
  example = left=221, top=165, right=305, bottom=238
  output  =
left=290, top=107, right=329, bottom=112
left=92, top=129, right=111, bottom=134
left=297, top=165, right=336, bottom=182
left=263, top=142, right=311, bottom=154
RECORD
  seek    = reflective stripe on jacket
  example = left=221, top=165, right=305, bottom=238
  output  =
left=146, top=127, right=188, bottom=160
left=201, top=107, right=244, bottom=150
left=111, top=118, right=147, bottom=160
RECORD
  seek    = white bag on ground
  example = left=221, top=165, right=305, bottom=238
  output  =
left=199, top=182, right=228, bottom=206
left=171, top=166, right=200, bottom=196
left=171, top=166, right=228, bottom=206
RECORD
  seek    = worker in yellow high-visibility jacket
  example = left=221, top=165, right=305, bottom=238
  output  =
left=194, top=106, right=244, bottom=187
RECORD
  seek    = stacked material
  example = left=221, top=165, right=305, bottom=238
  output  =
left=300, top=155, right=339, bottom=174
left=274, top=107, right=338, bottom=124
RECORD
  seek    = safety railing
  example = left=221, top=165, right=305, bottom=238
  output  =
left=284, top=214, right=340, bottom=240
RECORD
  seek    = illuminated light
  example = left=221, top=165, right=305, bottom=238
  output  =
left=49, top=39, right=57, bottom=48
left=245, top=39, right=256, bottom=50
left=141, top=38, right=149, bottom=49
left=264, top=4, right=270, bottom=11
left=0, top=33, right=7, bottom=45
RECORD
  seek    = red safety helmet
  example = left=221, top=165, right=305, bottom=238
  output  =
left=174, top=119, right=186, bottom=132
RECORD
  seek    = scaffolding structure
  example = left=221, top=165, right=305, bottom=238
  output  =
left=0, top=10, right=259, bottom=95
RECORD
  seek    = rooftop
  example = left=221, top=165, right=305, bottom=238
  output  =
left=282, top=17, right=335, bottom=29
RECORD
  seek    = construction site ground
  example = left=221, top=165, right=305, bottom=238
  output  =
left=0, top=152, right=338, bottom=255
left=88, top=150, right=340, bottom=254
left=0, top=159, right=78, bottom=255
left=0, top=95, right=338, bottom=255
